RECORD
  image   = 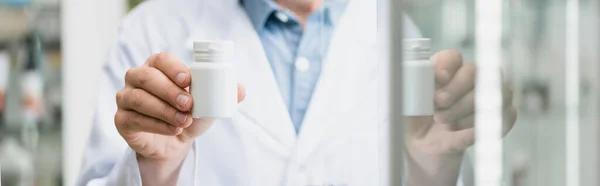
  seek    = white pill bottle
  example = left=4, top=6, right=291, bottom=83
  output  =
left=189, top=41, right=237, bottom=118
left=402, top=38, right=434, bottom=116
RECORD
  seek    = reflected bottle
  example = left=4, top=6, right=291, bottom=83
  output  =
left=402, top=38, right=434, bottom=116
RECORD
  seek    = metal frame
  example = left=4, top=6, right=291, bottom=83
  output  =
left=388, top=0, right=404, bottom=185
left=474, top=0, right=504, bottom=186
left=566, top=0, right=580, bottom=185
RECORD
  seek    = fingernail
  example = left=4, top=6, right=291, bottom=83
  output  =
left=175, top=112, right=187, bottom=125
left=176, top=73, right=187, bottom=84
left=177, top=94, right=189, bottom=107
left=169, top=125, right=179, bottom=131
left=429, top=55, right=437, bottom=62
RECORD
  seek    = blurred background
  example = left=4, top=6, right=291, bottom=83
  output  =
left=0, top=0, right=132, bottom=185
left=0, top=0, right=598, bottom=186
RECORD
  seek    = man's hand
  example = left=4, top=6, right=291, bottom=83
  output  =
left=404, top=50, right=517, bottom=186
left=114, top=52, right=245, bottom=186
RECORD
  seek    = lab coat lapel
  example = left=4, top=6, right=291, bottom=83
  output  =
left=193, top=0, right=297, bottom=149
left=295, top=0, right=378, bottom=163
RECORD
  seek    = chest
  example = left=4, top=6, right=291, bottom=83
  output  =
left=193, top=75, right=385, bottom=186
left=186, top=18, right=385, bottom=186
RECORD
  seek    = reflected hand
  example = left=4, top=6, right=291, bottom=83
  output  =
left=0, top=91, right=4, bottom=114
left=115, top=52, right=246, bottom=185
left=404, top=50, right=517, bottom=186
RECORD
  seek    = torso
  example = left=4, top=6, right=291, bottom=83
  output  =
left=130, top=0, right=420, bottom=185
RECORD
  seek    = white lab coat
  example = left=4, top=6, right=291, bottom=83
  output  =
left=78, top=0, right=427, bottom=185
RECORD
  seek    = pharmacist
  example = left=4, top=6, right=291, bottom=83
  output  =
left=78, top=0, right=517, bottom=185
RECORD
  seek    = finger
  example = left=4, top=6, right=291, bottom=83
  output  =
left=435, top=62, right=476, bottom=108
left=447, top=106, right=518, bottom=151
left=147, top=52, right=191, bottom=88
left=115, top=109, right=183, bottom=136
left=502, top=106, right=517, bottom=136
left=454, top=105, right=517, bottom=133
left=405, top=116, right=435, bottom=139
left=178, top=118, right=216, bottom=142
left=434, top=90, right=475, bottom=124
left=125, top=66, right=193, bottom=112
left=447, top=128, right=474, bottom=153
left=238, top=83, right=246, bottom=103
left=117, top=88, right=193, bottom=128
left=454, top=113, right=474, bottom=131
left=502, top=81, right=514, bottom=108
left=432, top=49, right=463, bottom=86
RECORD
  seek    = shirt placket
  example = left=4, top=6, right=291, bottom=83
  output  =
left=291, top=12, right=327, bottom=133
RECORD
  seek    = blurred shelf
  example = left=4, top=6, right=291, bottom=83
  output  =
left=0, top=2, right=60, bottom=46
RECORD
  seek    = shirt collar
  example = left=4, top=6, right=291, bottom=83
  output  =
left=323, top=0, right=347, bottom=26
left=241, top=0, right=278, bottom=31
left=241, top=0, right=348, bottom=31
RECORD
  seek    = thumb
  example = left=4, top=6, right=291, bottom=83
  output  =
left=405, top=116, right=434, bottom=139
left=447, top=128, right=475, bottom=152
left=178, top=83, right=246, bottom=142
left=237, top=83, right=246, bottom=102
left=178, top=118, right=215, bottom=142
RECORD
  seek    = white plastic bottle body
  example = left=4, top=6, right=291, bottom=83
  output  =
left=402, top=38, right=434, bottom=116
left=189, top=62, right=237, bottom=118
left=402, top=59, right=435, bottom=116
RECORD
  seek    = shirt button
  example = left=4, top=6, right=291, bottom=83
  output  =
left=275, top=12, right=289, bottom=23
left=295, top=57, right=310, bottom=72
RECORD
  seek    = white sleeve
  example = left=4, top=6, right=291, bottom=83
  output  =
left=97, top=145, right=198, bottom=186
left=76, top=3, right=198, bottom=185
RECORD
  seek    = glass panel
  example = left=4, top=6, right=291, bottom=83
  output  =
left=400, top=0, right=600, bottom=186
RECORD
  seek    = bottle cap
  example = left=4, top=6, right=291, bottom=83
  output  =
left=193, top=41, right=234, bottom=62
left=403, top=38, right=431, bottom=60
left=403, top=38, right=431, bottom=52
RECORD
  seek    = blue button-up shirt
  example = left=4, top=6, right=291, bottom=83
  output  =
left=242, top=0, right=347, bottom=133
